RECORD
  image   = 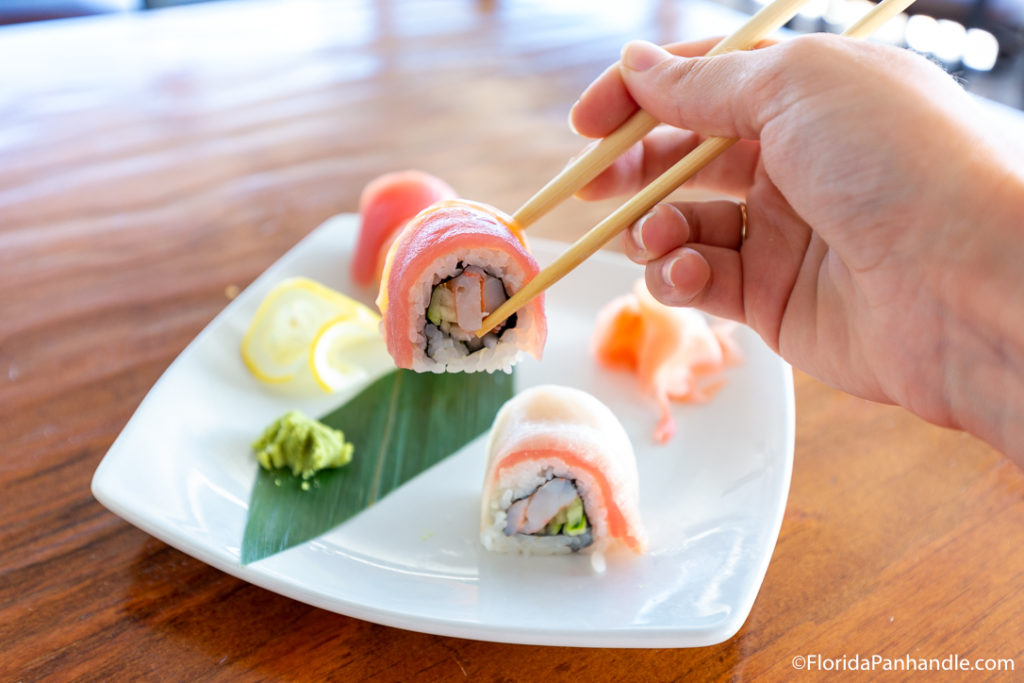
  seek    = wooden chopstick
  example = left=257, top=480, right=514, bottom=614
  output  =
left=512, top=0, right=815, bottom=230
left=480, top=0, right=919, bottom=337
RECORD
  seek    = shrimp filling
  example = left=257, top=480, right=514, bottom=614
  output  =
left=503, top=477, right=592, bottom=551
left=424, top=263, right=516, bottom=357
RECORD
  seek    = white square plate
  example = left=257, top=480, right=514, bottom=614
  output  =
left=92, top=214, right=793, bottom=648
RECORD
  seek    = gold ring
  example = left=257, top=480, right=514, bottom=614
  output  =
left=738, top=201, right=748, bottom=248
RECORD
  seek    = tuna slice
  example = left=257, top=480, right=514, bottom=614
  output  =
left=352, top=170, right=456, bottom=286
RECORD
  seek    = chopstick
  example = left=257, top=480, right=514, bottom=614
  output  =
left=479, top=0, right=918, bottom=337
left=512, top=0, right=815, bottom=230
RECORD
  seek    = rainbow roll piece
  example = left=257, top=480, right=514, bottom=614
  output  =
left=376, top=199, right=546, bottom=373
left=480, top=385, right=647, bottom=555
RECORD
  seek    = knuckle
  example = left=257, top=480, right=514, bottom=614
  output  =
left=752, top=34, right=844, bottom=126
left=660, top=57, right=702, bottom=126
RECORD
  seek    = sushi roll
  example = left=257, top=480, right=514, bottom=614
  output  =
left=376, top=199, right=546, bottom=373
left=480, top=385, right=647, bottom=555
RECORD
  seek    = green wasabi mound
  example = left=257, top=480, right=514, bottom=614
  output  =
left=252, top=410, right=353, bottom=480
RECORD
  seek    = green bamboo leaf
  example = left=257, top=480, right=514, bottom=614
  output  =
left=241, top=368, right=515, bottom=564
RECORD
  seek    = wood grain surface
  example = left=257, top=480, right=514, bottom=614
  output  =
left=2, top=0, right=1022, bottom=680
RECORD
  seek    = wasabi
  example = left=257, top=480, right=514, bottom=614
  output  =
left=252, top=410, right=353, bottom=480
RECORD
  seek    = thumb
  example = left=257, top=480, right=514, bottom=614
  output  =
left=619, top=39, right=788, bottom=141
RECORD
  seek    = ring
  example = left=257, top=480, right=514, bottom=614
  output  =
left=738, top=201, right=748, bottom=248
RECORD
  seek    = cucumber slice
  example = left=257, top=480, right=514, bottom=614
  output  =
left=427, top=286, right=456, bottom=326
left=563, top=497, right=587, bottom=536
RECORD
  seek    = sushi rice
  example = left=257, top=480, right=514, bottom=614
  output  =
left=401, top=246, right=538, bottom=373
left=480, top=462, right=603, bottom=555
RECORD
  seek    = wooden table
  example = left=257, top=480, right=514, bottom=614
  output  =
left=3, top=0, right=1022, bottom=679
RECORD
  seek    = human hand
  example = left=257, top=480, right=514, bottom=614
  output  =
left=570, top=35, right=1024, bottom=459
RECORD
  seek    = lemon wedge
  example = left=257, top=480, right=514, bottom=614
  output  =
left=241, top=277, right=381, bottom=385
left=310, top=316, right=394, bottom=393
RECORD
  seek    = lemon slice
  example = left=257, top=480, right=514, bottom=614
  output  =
left=241, top=277, right=379, bottom=384
left=310, top=316, right=394, bottom=393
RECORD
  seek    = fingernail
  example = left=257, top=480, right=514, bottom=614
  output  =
left=660, top=249, right=708, bottom=299
left=631, top=210, right=654, bottom=255
left=661, top=254, right=682, bottom=288
left=567, top=100, right=580, bottom=135
left=621, top=40, right=671, bottom=72
left=661, top=250, right=700, bottom=288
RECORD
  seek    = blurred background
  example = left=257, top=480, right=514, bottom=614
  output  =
left=0, top=0, right=1021, bottom=109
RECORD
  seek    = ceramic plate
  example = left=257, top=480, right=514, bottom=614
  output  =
left=92, top=214, right=793, bottom=648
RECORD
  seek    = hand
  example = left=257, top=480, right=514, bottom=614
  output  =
left=570, top=35, right=1024, bottom=460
